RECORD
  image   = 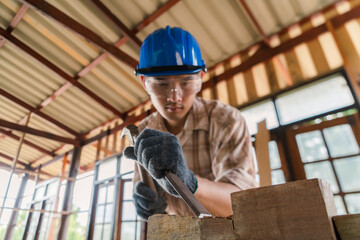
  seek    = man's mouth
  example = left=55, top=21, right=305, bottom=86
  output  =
left=165, top=103, right=184, bottom=111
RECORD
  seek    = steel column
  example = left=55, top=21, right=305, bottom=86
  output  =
left=57, top=147, right=82, bottom=240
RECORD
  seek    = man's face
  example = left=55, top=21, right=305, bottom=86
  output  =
left=141, top=73, right=202, bottom=126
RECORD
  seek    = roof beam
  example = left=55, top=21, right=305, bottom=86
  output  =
left=202, top=3, right=360, bottom=89
left=21, top=0, right=138, bottom=69
left=91, top=0, right=142, bottom=49
left=0, top=4, right=29, bottom=49
left=7, top=4, right=29, bottom=33
left=0, top=152, right=28, bottom=168
left=0, top=27, right=124, bottom=118
left=0, top=89, right=80, bottom=138
left=131, top=0, right=181, bottom=33
left=0, top=119, right=79, bottom=145
left=0, top=128, right=55, bottom=157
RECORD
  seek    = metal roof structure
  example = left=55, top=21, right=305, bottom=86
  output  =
left=0, top=0, right=359, bottom=178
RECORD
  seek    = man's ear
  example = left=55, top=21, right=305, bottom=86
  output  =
left=140, top=75, right=146, bottom=89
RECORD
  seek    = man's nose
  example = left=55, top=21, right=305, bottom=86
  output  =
left=167, top=88, right=182, bottom=102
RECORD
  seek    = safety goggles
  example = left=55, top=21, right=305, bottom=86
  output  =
left=145, top=75, right=202, bottom=99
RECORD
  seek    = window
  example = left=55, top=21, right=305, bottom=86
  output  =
left=252, top=140, right=286, bottom=185
left=241, top=100, right=279, bottom=135
left=88, top=154, right=143, bottom=239
left=275, top=74, right=355, bottom=125
left=293, top=122, right=360, bottom=214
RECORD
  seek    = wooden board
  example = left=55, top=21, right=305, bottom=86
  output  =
left=231, top=179, right=337, bottom=239
left=255, top=120, right=271, bottom=187
left=333, top=214, right=360, bottom=240
left=147, top=214, right=236, bottom=240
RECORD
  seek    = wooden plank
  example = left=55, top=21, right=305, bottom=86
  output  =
left=306, top=38, right=330, bottom=75
left=280, top=32, right=303, bottom=85
left=243, top=54, right=257, bottom=102
left=264, top=59, right=280, bottom=93
left=255, top=120, right=271, bottom=187
left=231, top=179, right=337, bottom=239
left=333, top=214, right=360, bottom=240
left=147, top=214, right=236, bottom=240
left=331, top=24, right=360, bottom=105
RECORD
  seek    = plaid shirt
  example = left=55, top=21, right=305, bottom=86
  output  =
left=134, top=97, right=258, bottom=216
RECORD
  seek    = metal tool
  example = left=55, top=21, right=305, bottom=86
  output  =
left=121, top=125, right=157, bottom=195
left=121, top=124, right=212, bottom=218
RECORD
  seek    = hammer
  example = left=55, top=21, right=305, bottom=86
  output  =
left=121, top=124, right=212, bottom=218
left=121, top=124, right=158, bottom=195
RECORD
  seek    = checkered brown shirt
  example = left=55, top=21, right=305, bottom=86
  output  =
left=134, top=97, right=258, bottom=216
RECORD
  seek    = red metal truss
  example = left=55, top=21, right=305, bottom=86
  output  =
left=202, top=3, right=360, bottom=90
left=0, top=119, right=79, bottom=145
left=0, top=89, right=80, bottom=137
left=22, top=0, right=138, bottom=69
left=0, top=128, right=55, bottom=157
left=0, top=27, right=124, bottom=118
left=0, top=152, right=28, bottom=168
left=91, top=0, right=142, bottom=49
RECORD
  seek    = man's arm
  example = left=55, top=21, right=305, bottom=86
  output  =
left=195, top=176, right=240, bottom=217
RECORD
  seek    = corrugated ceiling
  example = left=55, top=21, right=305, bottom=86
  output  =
left=0, top=0, right=342, bottom=177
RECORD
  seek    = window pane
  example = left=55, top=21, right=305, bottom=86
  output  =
left=73, top=175, right=94, bottom=211
left=333, top=195, right=347, bottom=215
left=34, top=186, right=46, bottom=201
left=122, top=201, right=137, bottom=220
left=276, top=74, right=354, bottom=124
left=296, top=131, right=328, bottom=162
left=120, top=155, right=135, bottom=174
left=121, top=222, right=136, bottom=240
left=98, top=187, right=106, bottom=204
left=334, top=156, right=360, bottom=192
left=95, top=205, right=104, bottom=223
left=98, top=158, right=117, bottom=181
left=124, top=181, right=133, bottom=200
left=344, top=193, right=360, bottom=213
left=103, top=223, right=112, bottom=240
left=107, top=185, right=114, bottom=203
left=93, top=224, right=103, bottom=240
left=271, top=170, right=286, bottom=185
left=136, top=221, right=142, bottom=240
left=269, top=141, right=281, bottom=169
left=104, top=203, right=113, bottom=223
left=323, top=124, right=360, bottom=158
left=66, top=212, right=87, bottom=240
left=240, top=100, right=279, bottom=135
left=304, top=161, right=339, bottom=193
left=46, top=181, right=58, bottom=197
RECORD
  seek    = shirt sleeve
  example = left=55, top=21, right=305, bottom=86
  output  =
left=210, top=109, right=259, bottom=190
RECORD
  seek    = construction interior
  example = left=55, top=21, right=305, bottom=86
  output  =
left=0, top=0, right=360, bottom=239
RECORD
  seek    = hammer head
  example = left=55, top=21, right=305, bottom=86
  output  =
left=120, top=124, right=140, bottom=146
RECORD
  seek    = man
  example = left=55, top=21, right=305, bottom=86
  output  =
left=124, top=26, right=258, bottom=220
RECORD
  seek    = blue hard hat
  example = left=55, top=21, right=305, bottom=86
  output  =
left=135, top=26, right=206, bottom=76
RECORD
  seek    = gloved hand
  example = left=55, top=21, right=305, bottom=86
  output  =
left=124, top=128, right=198, bottom=197
left=133, top=181, right=167, bottom=220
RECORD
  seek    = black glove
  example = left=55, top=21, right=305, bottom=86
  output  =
left=133, top=181, right=167, bottom=220
left=124, top=128, right=198, bottom=197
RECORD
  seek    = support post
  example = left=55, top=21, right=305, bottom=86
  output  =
left=57, top=147, right=82, bottom=240
left=3, top=172, right=29, bottom=240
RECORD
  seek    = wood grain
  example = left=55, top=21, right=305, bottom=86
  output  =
left=231, top=179, right=337, bottom=239
left=147, top=215, right=236, bottom=240
left=333, top=214, right=360, bottom=240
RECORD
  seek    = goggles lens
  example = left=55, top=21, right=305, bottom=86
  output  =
left=145, top=76, right=202, bottom=98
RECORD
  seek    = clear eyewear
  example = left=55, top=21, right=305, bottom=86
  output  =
left=145, top=76, right=202, bottom=98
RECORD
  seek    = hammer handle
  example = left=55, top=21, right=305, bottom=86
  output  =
left=137, top=163, right=157, bottom=195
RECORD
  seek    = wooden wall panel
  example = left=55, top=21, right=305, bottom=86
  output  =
left=279, top=31, right=303, bottom=85
left=264, top=59, right=280, bottom=93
